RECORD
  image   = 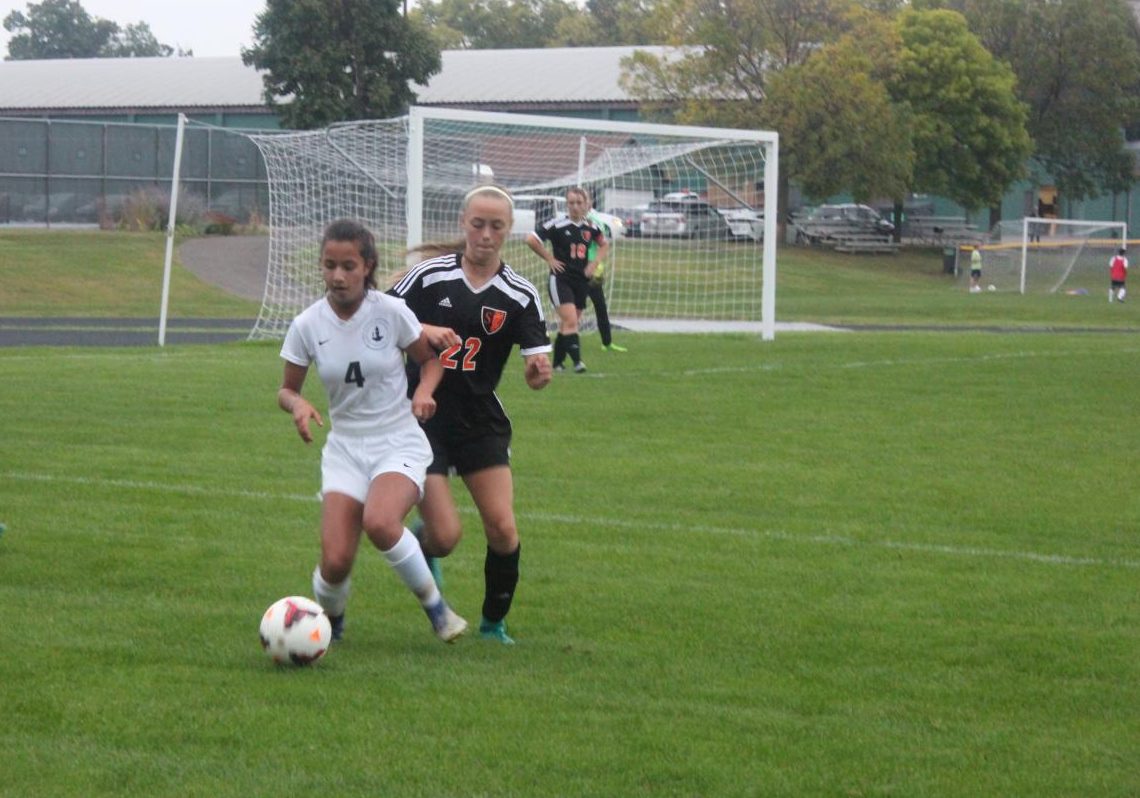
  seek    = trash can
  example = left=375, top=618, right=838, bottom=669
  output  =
left=942, top=246, right=957, bottom=275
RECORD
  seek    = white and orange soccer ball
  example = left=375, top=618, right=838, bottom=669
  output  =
left=259, top=596, right=332, bottom=666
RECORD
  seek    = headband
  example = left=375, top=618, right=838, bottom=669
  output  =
left=464, top=185, right=514, bottom=208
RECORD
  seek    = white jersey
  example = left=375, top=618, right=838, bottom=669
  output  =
left=280, top=290, right=423, bottom=435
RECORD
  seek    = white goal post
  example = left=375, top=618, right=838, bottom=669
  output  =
left=971, top=217, right=1128, bottom=295
left=242, top=106, right=779, bottom=341
left=1017, top=217, right=1127, bottom=294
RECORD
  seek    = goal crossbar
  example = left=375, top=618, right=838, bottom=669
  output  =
left=407, top=107, right=779, bottom=340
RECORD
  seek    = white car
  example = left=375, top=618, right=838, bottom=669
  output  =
left=511, top=194, right=625, bottom=238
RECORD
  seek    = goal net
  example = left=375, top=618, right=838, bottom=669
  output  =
left=243, top=107, right=778, bottom=340
left=973, top=217, right=1127, bottom=294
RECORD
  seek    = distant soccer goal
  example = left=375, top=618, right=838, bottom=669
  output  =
left=241, top=107, right=778, bottom=340
left=975, top=217, right=1127, bottom=294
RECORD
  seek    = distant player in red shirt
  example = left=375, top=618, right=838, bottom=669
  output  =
left=1109, top=247, right=1128, bottom=303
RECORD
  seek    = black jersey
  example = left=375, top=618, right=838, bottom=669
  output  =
left=534, top=215, right=607, bottom=279
left=389, top=253, right=552, bottom=397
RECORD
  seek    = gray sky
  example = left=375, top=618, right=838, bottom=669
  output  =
left=1, top=0, right=266, bottom=58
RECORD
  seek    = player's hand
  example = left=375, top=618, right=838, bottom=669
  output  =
left=411, top=389, right=437, bottom=421
left=525, top=355, right=553, bottom=390
left=549, top=259, right=566, bottom=274
left=423, top=324, right=460, bottom=351
left=292, top=399, right=323, bottom=443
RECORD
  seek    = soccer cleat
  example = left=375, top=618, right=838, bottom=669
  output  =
left=553, top=364, right=566, bottom=372
left=574, top=362, right=587, bottom=373
left=426, top=600, right=468, bottom=643
left=328, top=613, right=345, bottom=642
left=479, top=617, right=516, bottom=645
left=602, top=343, right=628, bottom=352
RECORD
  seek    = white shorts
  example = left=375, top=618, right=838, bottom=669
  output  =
left=320, top=423, right=433, bottom=504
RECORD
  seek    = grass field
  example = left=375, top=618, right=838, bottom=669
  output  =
left=1, top=231, right=1138, bottom=796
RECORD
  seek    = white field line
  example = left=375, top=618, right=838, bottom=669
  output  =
left=5, top=471, right=1137, bottom=570
left=675, top=346, right=1140, bottom=378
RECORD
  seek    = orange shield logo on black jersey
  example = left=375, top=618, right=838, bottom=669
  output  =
left=482, top=306, right=507, bottom=335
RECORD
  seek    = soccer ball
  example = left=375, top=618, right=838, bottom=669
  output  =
left=259, top=596, right=332, bottom=666
left=987, top=284, right=996, bottom=292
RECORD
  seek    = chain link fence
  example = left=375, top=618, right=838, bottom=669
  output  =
left=0, top=117, right=268, bottom=227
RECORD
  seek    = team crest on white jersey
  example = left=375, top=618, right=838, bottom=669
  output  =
left=362, top=318, right=390, bottom=349
left=481, top=306, right=507, bottom=335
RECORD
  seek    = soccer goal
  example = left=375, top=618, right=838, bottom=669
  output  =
left=974, top=217, right=1127, bottom=294
left=240, top=106, right=778, bottom=340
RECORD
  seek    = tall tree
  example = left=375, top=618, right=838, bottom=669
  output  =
left=5, top=0, right=117, bottom=59
left=4, top=0, right=178, bottom=59
left=243, top=0, right=441, bottom=129
left=763, top=40, right=914, bottom=205
left=412, top=0, right=581, bottom=49
left=104, top=22, right=178, bottom=58
left=889, top=9, right=1031, bottom=212
left=920, top=0, right=1140, bottom=201
left=619, top=0, right=882, bottom=219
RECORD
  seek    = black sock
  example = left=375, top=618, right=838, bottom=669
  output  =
left=482, top=544, right=520, bottom=623
left=567, top=333, right=581, bottom=365
left=553, top=334, right=565, bottom=367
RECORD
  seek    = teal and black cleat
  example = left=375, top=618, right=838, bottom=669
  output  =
left=478, top=617, right=516, bottom=645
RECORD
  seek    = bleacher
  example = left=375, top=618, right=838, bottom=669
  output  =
left=791, top=215, right=900, bottom=254
left=901, top=215, right=982, bottom=247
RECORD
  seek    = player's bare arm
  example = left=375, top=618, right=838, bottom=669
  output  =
left=278, top=361, right=323, bottom=443
left=526, top=232, right=564, bottom=273
left=406, top=333, right=443, bottom=422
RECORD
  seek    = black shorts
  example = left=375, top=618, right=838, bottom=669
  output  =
left=1112, top=279, right=1126, bottom=289
left=421, top=392, right=512, bottom=476
left=549, top=272, right=589, bottom=310
left=970, top=269, right=982, bottom=279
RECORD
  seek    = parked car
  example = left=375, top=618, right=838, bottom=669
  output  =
left=639, top=197, right=734, bottom=239
left=611, top=205, right=649, bottom=238
left=589, top=208, right=626, bottom=239
left=511, top=194, right=564, bottom=235
left=803, top=203, right=894, bottom=234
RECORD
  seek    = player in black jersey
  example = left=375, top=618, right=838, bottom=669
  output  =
left=390, top=184, right=553, bottom=644
left=526, top=186, right=609, bottom=373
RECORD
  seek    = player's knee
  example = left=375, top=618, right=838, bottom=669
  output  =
left=483, top=517, right=519, bottom=551
left=320, top=551, right=354, bottom=583
left=422, top=518, right=462, bottom=556
left=361, top=512, right=403, bottom=550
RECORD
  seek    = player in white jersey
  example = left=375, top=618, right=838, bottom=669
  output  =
left=278, top=219, right=467, bottom=644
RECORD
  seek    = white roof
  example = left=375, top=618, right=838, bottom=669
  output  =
left=0, top=46, right=683, bottom=112
left=0, top=56, right=267, bottom=109
left=417, top=46, right=676, bottom=104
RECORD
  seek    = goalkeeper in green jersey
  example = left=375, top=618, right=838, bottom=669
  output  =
left=586, top=207, right=628, bottom=353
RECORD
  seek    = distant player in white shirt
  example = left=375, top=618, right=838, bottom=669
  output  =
left=278, top=219, right=467, bottom=644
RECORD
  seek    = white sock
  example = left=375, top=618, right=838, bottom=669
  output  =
left=383, top=528, right=442, bottom=608
left=312, top=566, right=350, bottom=617
left=1119, top=287, right=1127, bottom=301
